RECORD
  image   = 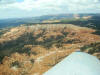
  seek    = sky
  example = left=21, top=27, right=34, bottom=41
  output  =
left=0, top=0, right=100, bottom=19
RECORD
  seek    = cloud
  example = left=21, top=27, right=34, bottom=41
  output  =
left=0, top=0, right=100, bottom=12
left=0, top=0, right=16, bottom=5
left=0, top=0, right=100, bottom=19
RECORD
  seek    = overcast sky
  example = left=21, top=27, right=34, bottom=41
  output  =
left=0, top=0, right=100, bottom=19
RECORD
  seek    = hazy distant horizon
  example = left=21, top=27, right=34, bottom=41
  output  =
left=0, top=12, right=100, bottom=20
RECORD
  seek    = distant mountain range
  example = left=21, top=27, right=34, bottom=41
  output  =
left=0, top=13, right=100, bottom=29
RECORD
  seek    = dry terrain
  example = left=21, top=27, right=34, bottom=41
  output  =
left=0, top=24, right=100, bottom=75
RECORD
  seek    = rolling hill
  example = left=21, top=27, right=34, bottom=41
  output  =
left=0, top=13, right=100, bottom=29
left=0, top=13, right=100, bottom=75
left=0, top=24, right=100, bottom=75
